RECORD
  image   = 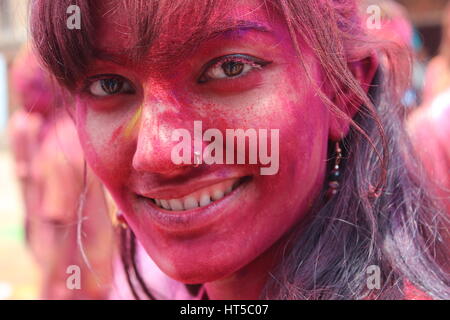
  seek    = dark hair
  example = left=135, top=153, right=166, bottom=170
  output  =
left=30, top=0, right=449, bottom=299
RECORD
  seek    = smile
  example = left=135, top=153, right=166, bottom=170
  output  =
left=135, top=175, right=252, bottom=232
left=150, top=177, right=247, bottom=211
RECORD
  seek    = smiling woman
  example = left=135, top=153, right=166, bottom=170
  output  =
left=30, top=0, right=449, bottom=300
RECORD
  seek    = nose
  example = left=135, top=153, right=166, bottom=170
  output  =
left=132, top=98, right=202, bottom=176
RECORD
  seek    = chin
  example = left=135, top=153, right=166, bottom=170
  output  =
left=136, top=223, right=279, bottom=286
left=164, top=262, right=236, bottom=284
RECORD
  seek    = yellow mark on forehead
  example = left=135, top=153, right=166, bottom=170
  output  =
left=123, top=106, right=142, bottom=139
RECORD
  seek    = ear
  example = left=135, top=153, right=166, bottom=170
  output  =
left=328, top=52, right=379, bottom=141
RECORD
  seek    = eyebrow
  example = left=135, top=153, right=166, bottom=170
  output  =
left=92, top=20, right=272, bottom=66
left=207, top=20, right=272, bottom=38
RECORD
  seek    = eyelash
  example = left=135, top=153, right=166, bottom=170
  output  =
left=83, top=74, right=135, bottom=97
left=197, top=54, right=272, bottom=83
left=83, top=54, right=271, bottom=97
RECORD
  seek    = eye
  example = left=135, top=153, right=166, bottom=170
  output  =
left=198, top=54, right=271, bottom=83
left=87, top=75, right=135, bottom=97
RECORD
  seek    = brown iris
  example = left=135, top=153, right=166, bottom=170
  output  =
left=222, top=61, right=244, bottom=77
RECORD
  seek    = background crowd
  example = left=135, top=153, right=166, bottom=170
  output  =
left=0, top=0, right=448, bottom=299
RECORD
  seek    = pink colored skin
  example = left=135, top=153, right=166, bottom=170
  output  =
left=9, top=49, right=56, bottom=222
left=380, top=17, right=412, bottom=49
left=10, top=50, right=53, bottom=115
left=27, top=114, right=114, bottom=299
left=408, top=93, right=450, bottom=215
left=74, top=1, right=377, bottom=299
left=407, top=92, right=450, bottom=267
left=9, top=110, right=42, bottom=185
left=422, top=10, right=450, bottom=104
left=9, top=51, right=114, bottom=299
left=110, top=239, right=205, bottom=299
left=423, top=56, right=450, bottom=105
left=9, top=49, right=53, bottom=185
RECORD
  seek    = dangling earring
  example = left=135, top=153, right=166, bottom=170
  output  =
left=327, top=142, right=342, bottom=199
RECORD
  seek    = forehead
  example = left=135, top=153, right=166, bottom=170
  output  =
left=93, top=0, right=282, bottom=65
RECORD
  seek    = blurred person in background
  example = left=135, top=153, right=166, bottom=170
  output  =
left=8, top=47, right=114, bottom=299
left=422, top=2, right=450, bottom=104
left=408, top=93, right=450, bottom=216
left=407, top=87, right=450, bottom=273
left=407, top=3, right=450, bottom=264
left=408, top=1, right=450, bottom=218
left=363, top=0, right=427, bottom=109
left=9, top=47, right=52, bottom=213
left=363, top=0, right=449, bottom=282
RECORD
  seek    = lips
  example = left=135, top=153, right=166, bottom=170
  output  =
left=150, top=178, right=244, bottom=211
left=135, top=176, right=251, bottom=232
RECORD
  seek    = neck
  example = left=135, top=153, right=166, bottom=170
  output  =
left=203, top=237, right=287, bottom=300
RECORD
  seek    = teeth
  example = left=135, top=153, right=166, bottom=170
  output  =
left=160, top=200, right=170, bottom=210
left=152, top=178, right=241, bottom=211
left=199, top=193, right=211, bottom=207
left=169, top=199, right=183, bottom=211
left=183, top=197, right=198, bottom=210
left=211, top=188, right=224, bottom=201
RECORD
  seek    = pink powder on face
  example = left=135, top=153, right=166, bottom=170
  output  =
left=72, top=0, right=342, bottom=299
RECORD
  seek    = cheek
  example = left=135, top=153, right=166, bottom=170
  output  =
left=246, top=64, right=330, bottom=225
left=74, top=99, right=137, bottom=191
left=199, top=58, right=330, bottom=175
left=256, top=97, right=328, bottom=224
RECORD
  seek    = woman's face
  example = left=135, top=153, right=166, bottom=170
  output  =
left=74, top=0, right=333, bottom=283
